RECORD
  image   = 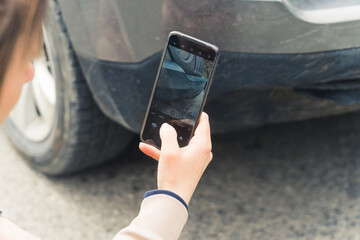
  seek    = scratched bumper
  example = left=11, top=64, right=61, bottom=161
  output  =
left=77, top=46, right=360, bottom=133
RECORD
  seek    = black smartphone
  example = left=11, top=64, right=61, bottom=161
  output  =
left=140, top=31, right=219, bottom=149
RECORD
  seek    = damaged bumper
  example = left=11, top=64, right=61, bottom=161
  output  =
left=78, top=46, right=360, bottom=133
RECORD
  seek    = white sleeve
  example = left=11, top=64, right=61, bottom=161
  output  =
left=113, top=194, right=188, bottom=240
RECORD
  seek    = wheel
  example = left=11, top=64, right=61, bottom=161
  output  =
left=3, top=0, right=134, bottom=175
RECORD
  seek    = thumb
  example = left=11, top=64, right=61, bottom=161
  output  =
left=159, top=123, right=179, bottom=153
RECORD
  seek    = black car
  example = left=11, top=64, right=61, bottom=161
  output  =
left=4, top=0, right=360, bottom=174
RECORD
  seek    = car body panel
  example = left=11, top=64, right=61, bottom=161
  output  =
left=58, top=0, right=360, bottom=60
left=56, top=0, right=360, bottom=133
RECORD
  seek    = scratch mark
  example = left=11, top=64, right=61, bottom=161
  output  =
left=280, top=29, right=320, bottom=45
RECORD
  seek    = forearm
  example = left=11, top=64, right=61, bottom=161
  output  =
left=0, top=217, right=41, bottom=240
left=113, top=191, right=188, bottom=240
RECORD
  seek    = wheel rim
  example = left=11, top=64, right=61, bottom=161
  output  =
left=9, top=43, right=56, bottom=142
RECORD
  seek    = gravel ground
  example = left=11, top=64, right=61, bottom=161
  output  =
left=1, top=112, right=360, bottom=240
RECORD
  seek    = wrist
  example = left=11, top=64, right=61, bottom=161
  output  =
left=144, top=190, right=189, bottom=211
left=158, top=187, right=192, bottom=205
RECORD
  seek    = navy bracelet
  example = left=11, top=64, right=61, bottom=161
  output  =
left=144, top=190, right=189, bottom=211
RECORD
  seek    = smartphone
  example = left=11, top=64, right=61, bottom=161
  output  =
left=140, top=31, right=219, bottom=148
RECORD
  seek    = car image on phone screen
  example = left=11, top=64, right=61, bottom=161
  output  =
left=141, top=31, right=219, bottom=148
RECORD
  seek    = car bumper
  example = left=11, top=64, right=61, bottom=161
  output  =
left=77, top=47, right=360, bottom=133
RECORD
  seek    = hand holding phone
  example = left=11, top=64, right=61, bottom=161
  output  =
left=140, top=31, right=219, bottom=148
left=139, top=112, right=213, bottom=204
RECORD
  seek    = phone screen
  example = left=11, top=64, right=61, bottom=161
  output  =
left=141, top=34, right=217, bottom=148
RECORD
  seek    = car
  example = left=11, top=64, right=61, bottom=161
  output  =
left=4, top=0, right=360, bottom=175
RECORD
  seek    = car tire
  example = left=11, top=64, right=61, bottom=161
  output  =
left=3, top=0, right=134, bottom=175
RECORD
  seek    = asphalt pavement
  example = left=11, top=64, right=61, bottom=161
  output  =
left=1, top=112, right=360, bottom=240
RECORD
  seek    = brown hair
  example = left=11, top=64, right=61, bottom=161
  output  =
left=0, top=0, right=47, bottom=91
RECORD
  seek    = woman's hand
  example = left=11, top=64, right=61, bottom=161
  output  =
left=139, top=112, right=213, bottom=205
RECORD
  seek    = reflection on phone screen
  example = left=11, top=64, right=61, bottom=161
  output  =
left=143, top=42, right=215, bottom=148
